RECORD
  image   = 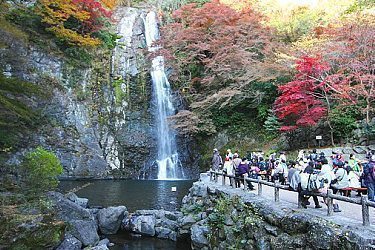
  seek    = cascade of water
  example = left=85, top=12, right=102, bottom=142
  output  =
left=143, top=11, right=183, bottom=180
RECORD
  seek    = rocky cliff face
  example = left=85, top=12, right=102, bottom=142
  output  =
left=1, top=24, right=108, bottom=177
left=0, top=6, right=199, bottom=179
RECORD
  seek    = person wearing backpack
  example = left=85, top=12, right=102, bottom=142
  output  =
left=300, top=162, right=322, bottom=209
left=363, top=156, right=375, bottom=202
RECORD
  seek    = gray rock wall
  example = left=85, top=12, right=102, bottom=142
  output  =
left=0, top=5, right=199, bottom=179
left=181, top=180, right=375, bottom=249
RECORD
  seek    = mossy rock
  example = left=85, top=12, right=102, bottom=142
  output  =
left=0, top=213, right=65, bottom=250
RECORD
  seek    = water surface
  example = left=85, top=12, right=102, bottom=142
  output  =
left=58, top=179, right=195, bottom=212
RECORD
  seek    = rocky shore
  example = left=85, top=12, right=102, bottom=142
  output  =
left=48, top=175, right=375, bottom=249
left=48, top=192, right=188, bottom=249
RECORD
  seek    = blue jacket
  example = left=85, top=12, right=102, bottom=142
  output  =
left=363, top=161, right=375, bottom=184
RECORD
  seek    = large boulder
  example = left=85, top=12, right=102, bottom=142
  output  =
left=47, top=192, right=92, bottom=222
left=191, top=224, right=210, bottom=249
left=56, top=233, right=82, bottom=250
left=123, top=214, right=156, bottom=236
left=98, top=206, right=128, bottom=234
left=69, top=220, right=99, bottom=247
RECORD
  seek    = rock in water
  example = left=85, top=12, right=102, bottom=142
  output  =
left=97, top=206, right=128, bottom=234
left=123, top=214, right=156, bottom=236
left=56, top=234, right=82, bottom=250
left=69, top=220, right=99, bottom=247
left=66, top=192, right=89, bottom=208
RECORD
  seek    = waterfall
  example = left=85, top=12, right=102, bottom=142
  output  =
left=143, top=11, right=183, bottom=180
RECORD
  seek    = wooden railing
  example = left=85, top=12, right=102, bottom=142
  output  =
left=209, top=171, right=375, bottom=226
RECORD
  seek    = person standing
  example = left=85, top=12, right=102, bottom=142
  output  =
left=223, top=156, right=233, bottom=185
left=211, top=148, right=222, bottom=180
left=232, top=153, right=242, bottom=186
left=363, top=156, right=375, bottom=202
left=237, top=158, right=250, bottom=189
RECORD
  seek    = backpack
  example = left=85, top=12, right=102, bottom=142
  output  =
left=307, top=173, right=325, bottom=192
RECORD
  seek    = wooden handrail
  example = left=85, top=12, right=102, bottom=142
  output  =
left=209, top=171, right=374, bottom=226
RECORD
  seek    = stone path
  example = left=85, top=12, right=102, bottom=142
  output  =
left=206, top=174, right=375, bottom=229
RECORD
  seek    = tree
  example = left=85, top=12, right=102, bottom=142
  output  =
left=36, top=0, right=111, bottom=46
left=322, top=16, right=374, bottom=124
left=274, top=56, right=329, bottom=131
left=161, top=0, right=282, bottom=135
left=274, top=14, right=375, bottom=145
left=21, top=147, right=63, bottom=197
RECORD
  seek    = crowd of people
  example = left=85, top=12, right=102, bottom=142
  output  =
left=210, top=148, right=375, bottom=212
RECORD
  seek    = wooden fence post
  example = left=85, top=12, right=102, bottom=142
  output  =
left=258, top=180, right=262, bottom=196
left=274, top=180, right=280, bottom=202
left=327, top=189, right=333, bottom=216
left=361, top=195, right=370, bottom=226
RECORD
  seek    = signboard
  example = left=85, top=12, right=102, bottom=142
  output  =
left=316, top=135, right=322, bottom=140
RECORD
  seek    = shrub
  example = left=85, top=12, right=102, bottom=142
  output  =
left=21, top=147, right=63, bottom=197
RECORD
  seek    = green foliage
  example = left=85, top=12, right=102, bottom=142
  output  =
left=4, top=3, right=44, bottom=37
left=329, top=107, right=359, bottom=139
left=255, top=0, right=356, bottom=43
left=345, top=0, right=375, bottom=14
left=211, top=109, right=244, bottom=130
left=113, top=78, right=126, bottom=105
left=94, top=30, right=119, bottom=49
left=62, top=46, right=94, bottom=67
left=264, top=112, right=281, bottom=135
left=149, top=0, right=210, bottom=14
left=21, top=147, right=63, bottom=197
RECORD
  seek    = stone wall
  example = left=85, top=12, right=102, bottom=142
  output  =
left=181, top=178, right=375, bottom=249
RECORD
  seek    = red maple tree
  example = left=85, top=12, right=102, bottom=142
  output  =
left=72, top=0, right=112, bottom=34
left=274, top=56, right=330, bottom=132
left=161, top=0, right=278, bottom=95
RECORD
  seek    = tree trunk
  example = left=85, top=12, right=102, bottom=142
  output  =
left=324, top=90, right=335, bottom=146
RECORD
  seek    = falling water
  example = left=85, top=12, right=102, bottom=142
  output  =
left=143, top=11, right=183, bottom=180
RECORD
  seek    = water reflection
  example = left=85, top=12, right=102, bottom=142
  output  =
left=107, top=231, right=191, bottom=250
left=58, top=179, right=195, bottom=212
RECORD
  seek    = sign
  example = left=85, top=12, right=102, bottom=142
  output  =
left=316, top=135, right=322, bottom=140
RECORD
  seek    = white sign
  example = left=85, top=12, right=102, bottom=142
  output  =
left=316, top=136, right=322, bottom=140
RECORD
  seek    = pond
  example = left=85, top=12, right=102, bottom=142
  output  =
left=58, top=179, right=196, bottom=212
left=58, top=179, right=195, bottom=250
